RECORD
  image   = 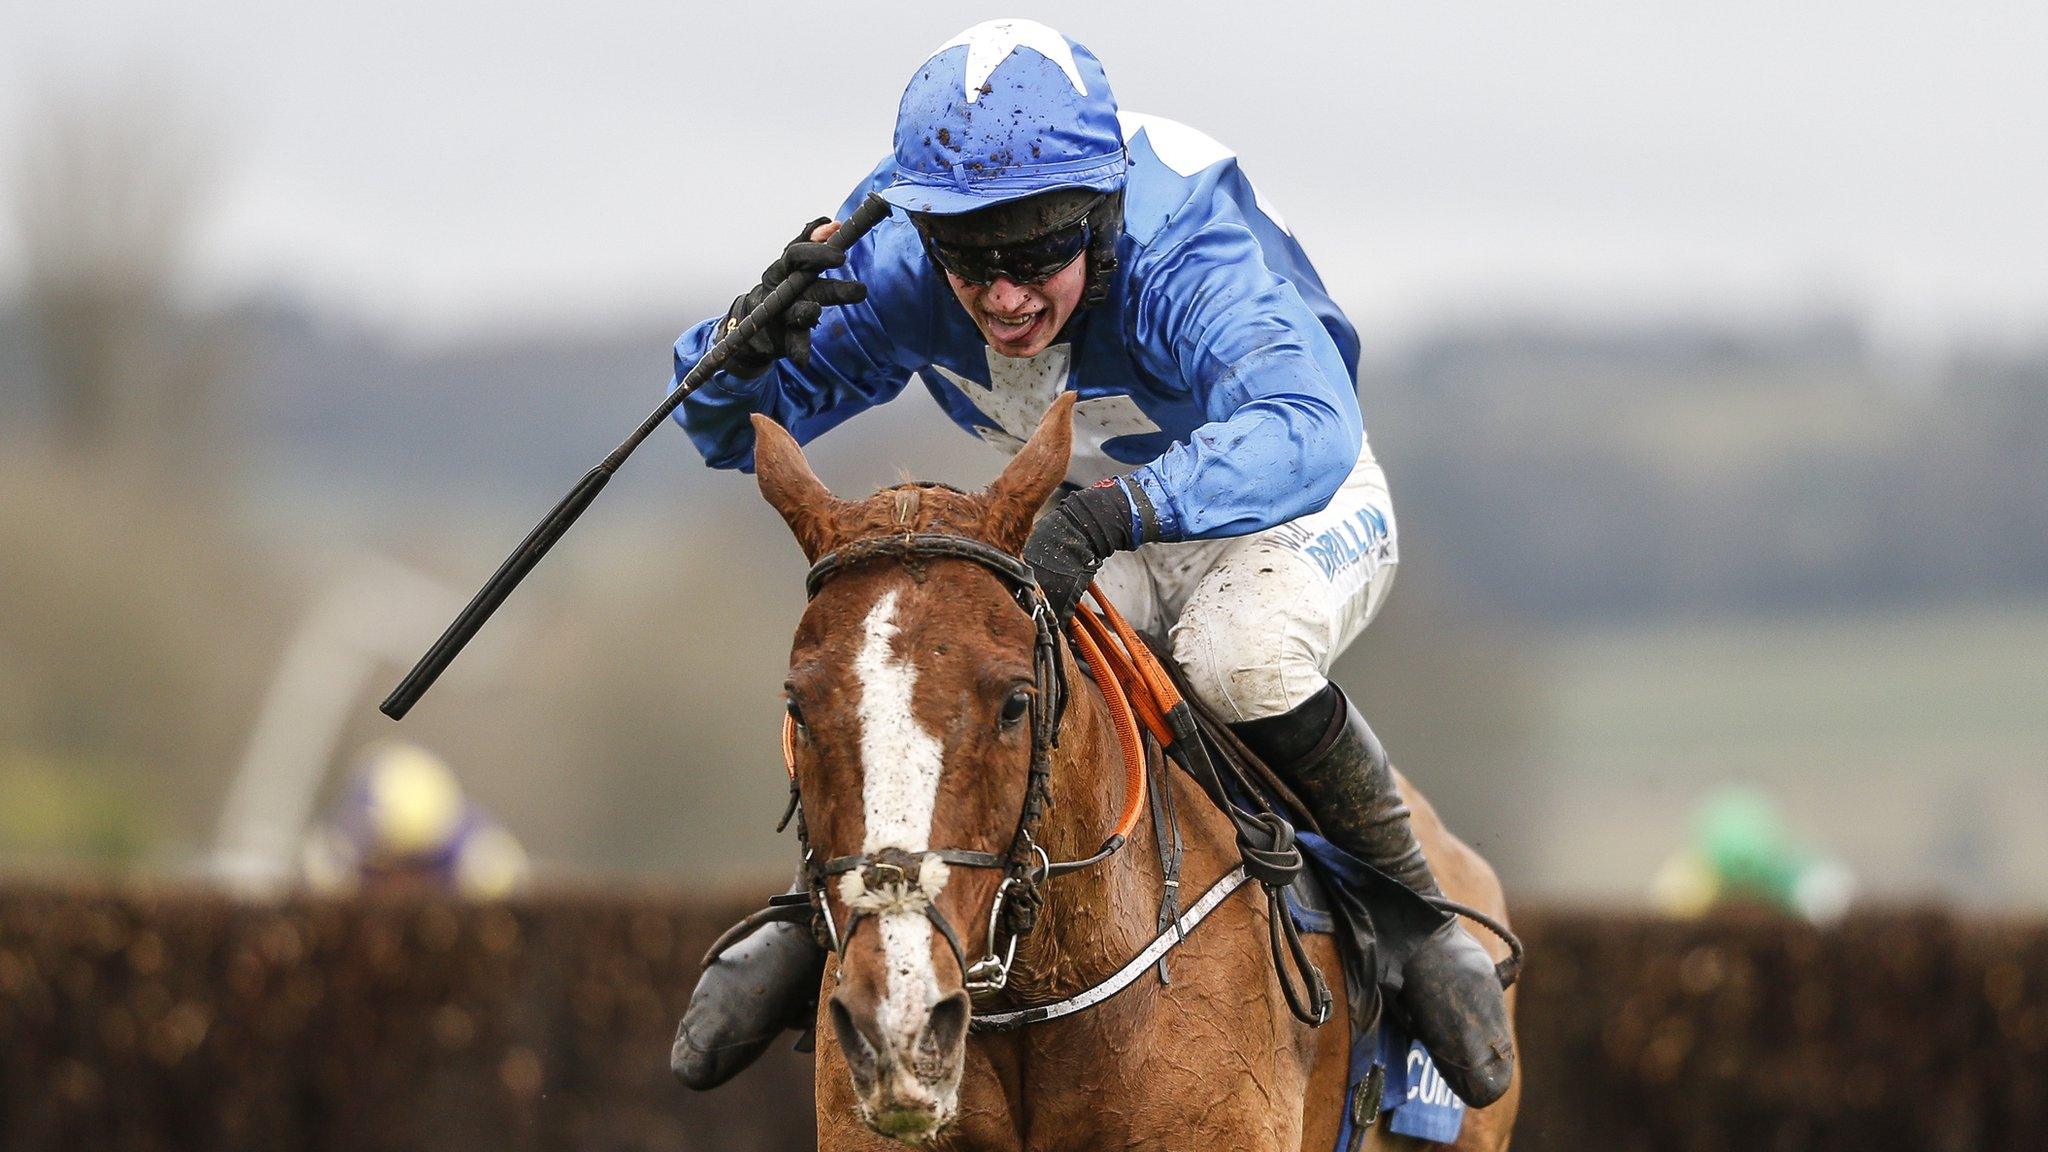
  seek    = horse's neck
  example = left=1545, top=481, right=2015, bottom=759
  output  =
left=1010, top=642, right=1209, bottom=997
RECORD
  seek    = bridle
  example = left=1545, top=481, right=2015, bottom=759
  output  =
left=788, top=532, right=1133, bottom=995
left=703, top=526, right=1335, bottom=1030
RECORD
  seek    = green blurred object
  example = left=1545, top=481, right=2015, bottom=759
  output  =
left=1653, top=785, right=1854, bottom=923
left=1697, top=788, right=1802, bottom=904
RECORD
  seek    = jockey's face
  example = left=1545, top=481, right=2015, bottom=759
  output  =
left=944, top=254, right=1087, bottom=359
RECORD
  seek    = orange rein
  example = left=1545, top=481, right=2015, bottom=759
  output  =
left=777, top=584, right=1172, bottom=850
left=1066, top=597, right=1149, bottom=845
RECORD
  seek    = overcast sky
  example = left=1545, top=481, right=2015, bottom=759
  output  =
left=4, top=2, right=2044, bottom=351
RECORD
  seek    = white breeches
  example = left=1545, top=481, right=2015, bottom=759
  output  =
left=1093, top=448, right=1398, bottom=723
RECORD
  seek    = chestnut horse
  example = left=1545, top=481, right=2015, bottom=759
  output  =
left=750, top=395, right=1519, bottom=1151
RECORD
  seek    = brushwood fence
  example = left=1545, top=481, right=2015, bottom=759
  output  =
left=0, top=885, right=2042, bottom=1151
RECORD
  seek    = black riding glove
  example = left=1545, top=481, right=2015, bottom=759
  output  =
left=1022, top=479, right=1155, bottom=625
left=721, top=217, right=869, bottom=380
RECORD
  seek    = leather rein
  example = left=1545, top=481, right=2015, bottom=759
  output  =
left=704, top=531, right=1332, bottom=1032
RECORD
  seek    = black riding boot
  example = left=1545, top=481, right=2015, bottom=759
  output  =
left=1232, top=683, right=1516, bottom=1109
left=670, top=880, right=826, bottom=1090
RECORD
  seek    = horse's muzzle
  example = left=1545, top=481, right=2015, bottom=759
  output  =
left=829, top=988, right=973, bottom=1143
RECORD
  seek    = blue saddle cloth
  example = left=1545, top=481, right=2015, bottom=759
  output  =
left=1148, top=652, right=1473, bottom=1148
left=1283, top=829, right=1467, bottom=1149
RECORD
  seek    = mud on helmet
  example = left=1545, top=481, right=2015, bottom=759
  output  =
left=878, top=19, right=1128, bottom=308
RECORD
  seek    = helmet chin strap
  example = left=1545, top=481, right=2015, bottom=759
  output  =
left=1080, top=189, right=1125, bottom=309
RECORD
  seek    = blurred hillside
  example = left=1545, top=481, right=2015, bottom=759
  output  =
left=5, top=290, right=2045, bottom=904
left=1375, top=318, right=2048, bottom=617
left=2, top=83, right=2044, bottom=906
left=50, top=295, right=2035, bottom=624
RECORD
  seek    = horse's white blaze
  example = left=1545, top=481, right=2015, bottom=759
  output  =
left=854, top=589, right=948, bottom=1045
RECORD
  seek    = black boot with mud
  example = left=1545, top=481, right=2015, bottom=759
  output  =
left=671, top=896, right=827, bottom=1090
left=1232, top=683, right=1516, bottom=1108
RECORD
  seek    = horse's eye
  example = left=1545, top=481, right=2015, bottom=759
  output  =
left=998, top=688, right=1031, bottom=729
left=785, top=698, right=807, bottom=733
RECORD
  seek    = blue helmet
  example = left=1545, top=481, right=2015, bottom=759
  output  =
left=879, top=19, right=1128, bottom=217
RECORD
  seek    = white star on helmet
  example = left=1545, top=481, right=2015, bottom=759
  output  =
left=931, top=18, right=1088, bottom=105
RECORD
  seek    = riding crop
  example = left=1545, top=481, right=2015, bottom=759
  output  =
left=379, top=193, right=894, bottom=720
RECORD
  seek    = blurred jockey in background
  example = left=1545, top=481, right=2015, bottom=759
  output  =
left=301, top=742, right=528, bottom=899
left=1652, top=786, right=1854, bottom=925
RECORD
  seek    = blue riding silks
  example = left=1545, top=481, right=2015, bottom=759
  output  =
left=669, top=113, right=1365, bottom=545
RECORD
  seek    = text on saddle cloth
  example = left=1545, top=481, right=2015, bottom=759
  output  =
left=1331, top=1021, right=1469, bottom=1151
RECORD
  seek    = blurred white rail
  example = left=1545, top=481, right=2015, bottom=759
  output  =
left=207, top=556, right=503, bottom=895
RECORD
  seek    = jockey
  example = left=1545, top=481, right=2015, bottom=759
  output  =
left=668, top=19, right=1514, bottom=1107
left=299, top=742, right=530, bottom=899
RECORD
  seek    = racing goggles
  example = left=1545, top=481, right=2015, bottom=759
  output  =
left=915, top=192, right=1102, bottom=286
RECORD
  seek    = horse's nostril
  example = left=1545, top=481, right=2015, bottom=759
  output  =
left=922, top=991, right=972, bottom=1059
left=828, top=992, right=882, bottom=1083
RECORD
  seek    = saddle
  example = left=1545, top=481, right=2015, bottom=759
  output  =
left=1082, top=599, right=1521, bottom=1148
left=1163, top=673, right=1460, bottom=1146
left=1082, top=603, right=1517, bottom=1013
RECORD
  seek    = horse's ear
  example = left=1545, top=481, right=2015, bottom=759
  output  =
left=752, top=414, right=844, bottom=562
left=985, top=393, right=1075, bottom=552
